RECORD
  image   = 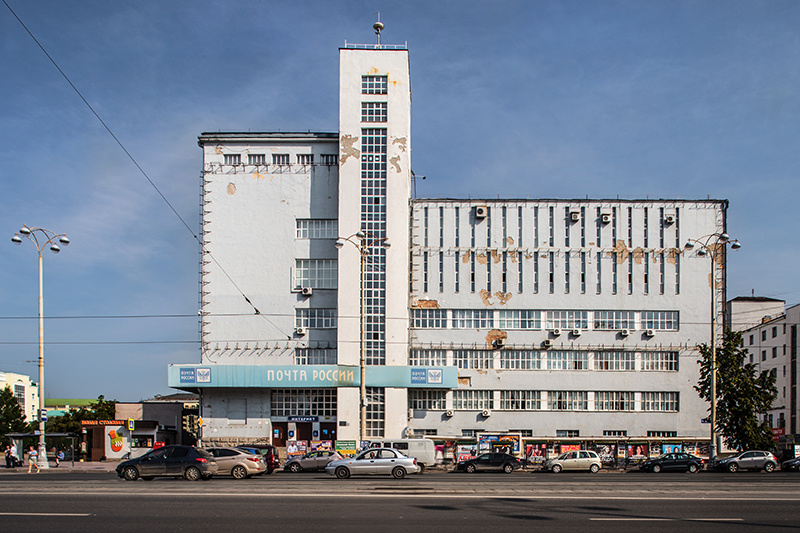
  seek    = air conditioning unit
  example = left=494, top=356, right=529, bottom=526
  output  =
left=481, top=409, right=492, bottom=417
left=295, top=327, right=307, bottom=336
left=301, top=287, right=313, bottom=296
left=572, top=328, right=582, bottom=337
left=542, top=339, right=553, bottom=348
left=570, top=211, right=580, bottom=222
left=664, top=214, right=675, bottom=225
left=408, top=408, right=414, bottom=419
left=601, top=213, right=611, bottom=224
left=551, top=328, right=562, bottom=337
left=620, top=328, right=631, bottom=337
left=475, top=206, right=488, bottom=219
left=445, top=409, right=454, bottom=417
left=645, top=329, right=655, bottom=337
left=494, top=338, right=506, bottom=348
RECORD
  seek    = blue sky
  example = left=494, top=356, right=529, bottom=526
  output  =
left=1, top=1, right=798, bottom=401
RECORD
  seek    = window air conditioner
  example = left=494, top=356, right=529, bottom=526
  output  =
left=645, top=329, right=655, bottom=337
left=481, top=409, right=492, bottom=417
left=301, top=287, right=313, bottom=296
left=542, top=339, right=553, bottom=348
left=475, top=206, right=488, bottom=219
left=664, top=214, right=675, bottom=225
left=408, top=408, right=414, bottom=419
left=620, top=328, right=631, bottom=337
left=295, top=327, right=307, bottom=336
left=494, top=338, right=506, bottom=348
left=570, top=211, right=580, bottom=222
left=572, top=329, right=582, bottom=337
left=445, top=409, right=454, bottom=417
left=551, top=328, right=562, bottom=337
left=601, top=213, right=611, bottom=224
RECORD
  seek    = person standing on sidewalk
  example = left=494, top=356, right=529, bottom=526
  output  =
left=4, top=445, right=11, bottom=468
left=10, top=443, right=19, bottom=467
left=27, top=446, right=40, bottom=473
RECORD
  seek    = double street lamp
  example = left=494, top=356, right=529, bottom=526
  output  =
left=335, top=231, right=390, bottom=443
left=684, top=233, right=741, bottom=462
left=12, top=225, right=70, bottom=469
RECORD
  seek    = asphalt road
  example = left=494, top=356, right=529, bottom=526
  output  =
left=1, top=470, right=799, bottom=532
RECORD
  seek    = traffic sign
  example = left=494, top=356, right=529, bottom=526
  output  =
left=197, top=417, right=204, bottom=427
left=40, top=409, right=47, bottom=422
left=127, top=418, right=135, bottom=431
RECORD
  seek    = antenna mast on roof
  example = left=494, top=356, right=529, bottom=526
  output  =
left=374, top=13, right=384, bottom=45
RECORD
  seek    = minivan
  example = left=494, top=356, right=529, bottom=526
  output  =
left=367, top=439, right=436, bottom=472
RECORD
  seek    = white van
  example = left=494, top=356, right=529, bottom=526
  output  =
left=367, top=439, right=437, bottom=473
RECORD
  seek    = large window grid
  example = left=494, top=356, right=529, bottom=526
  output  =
left=365, top=387, right=385, bottom=437
left=411, top=309, right=447, bottom=329
left=546, top=310, right=589, bottom=330
left=271, top=389, right=337, bottom=417
left=409, top=349, right=447, bottom=366
left=499, top=310, right=541, bottom=330
left=500, top=390, right=540, bottom=410
left=595, top=391, right=635, bottom=411
left=594, top=311, right=635, bottom=330
left=642, top=392, right=679, bottom=412
left=296, top=220, right=338, bottom=239
left=500, top=350, right=541, bottom=370
left=548, top=391, right=588, bottom=411
left=361, top=102, right=387, bottom=122
left=595, top=351, right=635, bottom=371
left=362, top=75, right=388, bottom=94
left=408, top=390, right=446, bottom=410
left=411, top=309, right=679, bottom=331
left=547, top=351, right=588, bottom=370
left=295, top=259, right=337, bottom=289
left=453, top=350, right=493, bottom=370
left=453, top=390, right=494, bottom=410
left=642, top=311, right=679, bottom=331
left=295, top=309, right=337, bottom=329
left=294, top=349, right=337, bottom=365
left=452, top=309, right=494, bottom=329
left=641, top=351, right=679, bottom=371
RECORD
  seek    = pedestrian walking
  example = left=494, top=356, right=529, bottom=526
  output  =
left=10, top=443, right=19, bottom=467
left=27, top=446, right=40, bottom=473
left=4, top=445, right=11, bottom=468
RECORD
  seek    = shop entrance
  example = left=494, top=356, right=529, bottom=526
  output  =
left=272, top=422, right=287, bottom=446
left=295, top=423, right=313, bottom=443
left=320, top=423, right=337, bottom=441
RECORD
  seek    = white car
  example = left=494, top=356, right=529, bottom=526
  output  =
left=325, top=447, right=420, bottom=479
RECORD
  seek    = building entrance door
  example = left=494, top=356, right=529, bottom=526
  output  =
left=272, top=422, right=287, bottom=446
left=320, top=423, right=337, bottom=442
left=296, top=423, right=313, bottom=443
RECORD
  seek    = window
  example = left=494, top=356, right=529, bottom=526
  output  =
left=365, top=387, right=385, bottom=438
left=13, top=384, right=25, bottom=411
left=453, top=350, right=493, bottom=370
left=408, top=390, right=446, bottom=410
left=452, top=309, right=494, bottom=329
left=500, top=350, right=541, bottom=370
left=362, top=75, right=388, bottom=94
left=749, top=334, right=754, bottom=345
left=321, top=154, right=337, bottom=165
left=556, top=429, right=580, bottom=437
left=411, top=309, right=447, bottom=329
left=548, top=391, right=588, bottom=411
left=297, top=154, right=314, bottom=165
left=762, top=350, right=767, bottom=361
left=772, top=347, right=778, bottom=358
left=295, top=309, right=336, bottom=329
left=500, top=390, right=540, bottom=410
left=595, top=391, right=635, bottom=411
left=296, top=219, right=338, bottom=239
left=603, top=430, right=627, bottom=437
left=772, top=326, right=778, bottom=338
left=547, top=351, right=588, bottom=370
left=409, top=349, right=446, bottom=366
left=641, top=351, right=678, bottom=371
left=272, top=153, right=289, bottom=165
left=498, top=310, right=541, bottom=330
left=641, top=392, right=679, bottom=412
left=294, top=259, right=337, bottom=289
left=453, top=390, right=493, bottom=410
left=271, top=389, right=337, bottom=417
left=762, top=330, right=767, bottom=341
left=594, top=311, right=635, bottom=330
left=595, top=352, right=635, bottom=371
left=294, top=349, right=337, bottom=365
left=647, top=430, right=677, bottom=438
left=641, top=311, right=678, bottom=331
left=361, top=102, right=387, bottom=122
left=248, top=153, right=265, bottom=165
left=224, top=154, right=241, bottom=165
left=511, top=429, right=534, bottom=437
left=546, top=310, right=588, bottom=330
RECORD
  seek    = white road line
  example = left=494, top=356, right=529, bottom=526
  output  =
left=0, top=512, right=91, bottom=517
left=591, top=518, right=743, bottom=522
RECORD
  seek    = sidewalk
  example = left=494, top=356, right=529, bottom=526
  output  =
left=0, top=460, right=118, bottom=473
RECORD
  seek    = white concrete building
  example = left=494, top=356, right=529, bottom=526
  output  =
left=0, top=371, right=39, bottom=422
left=169, top=38, right=728, bottom=447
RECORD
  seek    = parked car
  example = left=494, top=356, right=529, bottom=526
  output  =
left=543, top=450, right=602, bottom=473
left=713, top=451, right=778, bottom=472
left=456, top=453, right=521, bottom=474
left=325, top=447, right=419, bottom=479
left=206, top=447, right=266, bottom=479
left=116, top=445, right=218, bottom=481
left=236, top=444, right=280, bottom=474
left=284, top=450, right=342, bottom=472
left=367, top=439, right=436, bottom=473
left=781, top=457, right=800, bottom=471
left=639, top=453, right=704, bottom=473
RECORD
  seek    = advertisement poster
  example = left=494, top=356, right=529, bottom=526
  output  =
left=286, top=440, right=307, bottom=458
left=595, top=443, right=617, bottom=466
left=627, top=443, right=649, bottom=463
left=335, top=440, right=357, bottom=456
left=310, top=440, right=333, bottom=452
left=479, top=433, right=521, bottom=454
left=560, top=443, right=581, bottom=454
left=457, top=444, right=477, bottom=462
left=526, top=443, right=547, bottom=464
left=661, top=443, right=682, bottom=454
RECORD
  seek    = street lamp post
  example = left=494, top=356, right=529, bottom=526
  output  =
left=335, top=231, right=390, bottom=443
left=684, top=233, right=740, bottom=462
left=12, top=225, right=70, bottom=469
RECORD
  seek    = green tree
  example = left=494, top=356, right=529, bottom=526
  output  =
left=87, top=395, right=117, bottom=421
left=0, top=385, right=28, bottom=441
left=696, top=329, right=777, bottom=451
left=45, top=395, right=117, bottom=435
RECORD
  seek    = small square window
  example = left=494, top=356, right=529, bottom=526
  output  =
left=272, top=154, right=290, bottom=165
left=224, top=154, right=241, bottom=165
left=297, top=154, right=314, bottom=165
left=772, top=326, right=778, bottom=338
left=248, top=154, right=265, bottom=165
left=321, top=154, right=337, bottom=165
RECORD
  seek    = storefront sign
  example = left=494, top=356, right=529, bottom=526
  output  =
left=289, top=416, right=318, bottom=422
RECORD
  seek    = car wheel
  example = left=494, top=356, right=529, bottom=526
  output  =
left=503, top=463, right=514, bottom=474
left=335, top=466, right=350, bottom=479
left=589, top=464, right=600, bottom=474
left=392, top=467, right=407, bottom=479
left=417, top=463, right=425, bottom=474
left=122, top=466, right=139, bottom=481
left=289, top=463, right=301, bottom=473
left=232, top=465, right=248, bottom=479
left=551, top=464, right=562, bottom=474
left=728, top=463, right=738, bottom=473
left=142, top=476, right=155, bottom=481
left=184, top=466, right=201, bottom=481
left=465, top=464, right=476, bottom=474
left=652, top=465, right=662, bottom=473
left=688, top=464, right=698, bottom=473
left=765, top=462, right=776, bottom=473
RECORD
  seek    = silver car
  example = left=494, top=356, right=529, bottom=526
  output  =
left=543, top=450, right=602, bottom=473
left=205, top=447, right=266, bottom=479
left=325, top=447, right=420, bottom=479
left=714, top=450, right=778, bottom=472
left=285, top=450, right=342, bottom=472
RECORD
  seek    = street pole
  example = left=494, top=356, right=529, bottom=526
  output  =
left=359, top=248, right=366, bottom=444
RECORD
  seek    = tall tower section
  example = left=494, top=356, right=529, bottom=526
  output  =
left=337, top=42, right=411, bottom=439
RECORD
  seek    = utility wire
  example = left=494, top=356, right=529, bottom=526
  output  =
left=1, top=0, right=286, bottom=337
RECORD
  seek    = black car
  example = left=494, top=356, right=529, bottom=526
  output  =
left=236, top=444, right=280, bottom=474
left=116, top=445, right=218, bottom=481
left=781, top=457, right=800, bottom=471
left=639, top=453, right=705, bottom=473
left=456, top=453, right=521, bottom=473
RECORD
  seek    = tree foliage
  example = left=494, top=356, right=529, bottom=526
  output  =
left=0, top=385, right=27, bottom=441
left=45, top=395, right=118, bottom=435
left=696, top=329, right=777, bottom=451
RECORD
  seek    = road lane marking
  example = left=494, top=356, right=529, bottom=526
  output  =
left=0, top=512, right=91, bottom=517
left=591, top=518, right=743, bottom=522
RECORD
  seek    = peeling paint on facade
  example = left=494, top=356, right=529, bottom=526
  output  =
left=632, top=247, right=644, bottom=264
left=413, top=299, right=440, bottom=309
left=476, top=253, right=487, bottom=265
left=479, top=289, right=513, bottom=306
left=666, top=248, right=680, bottom=265
left=485, top=329, right=507, bottom=346
left=506, top=237, right=514, bottom=246
left=392, top=137, right=407, bottom=152
left=457, top=377, right=471, bottom=386
left=494, top=292, right=512, bottom=305
left=339, top=134, right=360, bottom=165
left=491, top=250, right=501, bottom=264
left=479, top=289, right=492, bottom=306
left=462, top=251, right=470, bottom=263
left=610, top=240, right=630, bottom=263
left=389, top=155, right=401, bottom=173
left=227, top=183, right=236, bottom=195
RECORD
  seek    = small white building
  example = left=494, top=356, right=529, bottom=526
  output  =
left=0, top=371, right=39, bottom=422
